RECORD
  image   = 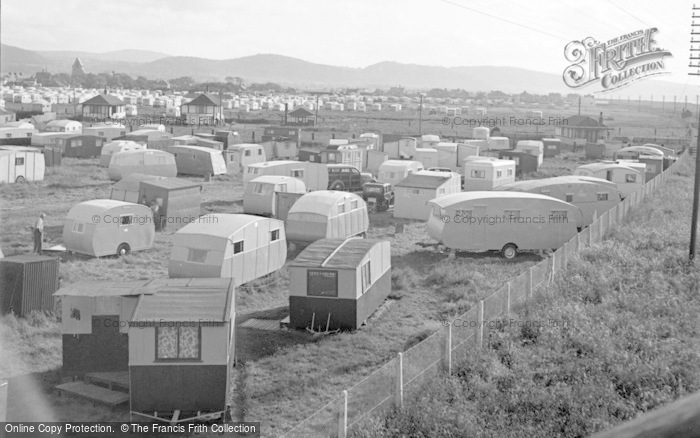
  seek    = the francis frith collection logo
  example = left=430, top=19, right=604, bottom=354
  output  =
left=563, top=27, right=672, bottom=92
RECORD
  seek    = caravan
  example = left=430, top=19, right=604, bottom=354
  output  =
left=168, top=145, right=227, bottom=176
left=243, top=176, right=306, bottom=218
left=0, top=148, right=45, bottom=183
left=243, top=160, right=328, bottom=191
left=573, top=162, right=644, bottom=198
left=107, top=149, right=177, bottom=181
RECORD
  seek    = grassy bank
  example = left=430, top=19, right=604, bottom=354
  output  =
left=352, top=158, right=700, bottom=437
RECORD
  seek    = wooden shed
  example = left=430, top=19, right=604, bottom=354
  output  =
left=285, top=191, right=369, bottom=243
left=393, top=171, right=461, bottom=221
left=514, top=140, right=544, bottom=165
left=110, top=174, right=165, bottom=203
left=168, top=214, right=287, bottom=286
left=168, top=145, right=227, bottom=176
left=53, top=135, right=106, bottom=158
left=139, top=178, right=202, bottom=231
left=42, top=146, right=62, bottom=167
left=498, top=150, right=539, bottom=176
left=54, top=280, right=144, bottom=378
left=243, top=175, right=306, bottom=218
left=0, top=255, right=59, bottom=316
left=128, top=278, right=235, bottom=423
left=542, top=138, right=571, bottom=157
left=107, top=149, right=177, bottom=181
left=288, top=238, right=391, bottom=331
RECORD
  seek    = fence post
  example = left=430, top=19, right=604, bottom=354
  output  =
left=444, top=323, right=452, bottom=375
left=395, top=353, right=403, bottom=409
left=598, top=215, right=603, bottom=241
left=338, top=390, right=348, bottom=438
left=527, top=267, right=533, bottom=299
left=551, top=251, right=556, bottom=277
left=607, top=209, right=612, bottom=230
left=506, top=282, right=511, bottom=317
left=577, top=232, right=581, bottom=252
left=562, top=243, right=568, bottom=269
left=476, top=300, right=484, bottom=349
left=588, top=225, right=592, bottom=247
left=0, top=380, right=6, bottom=423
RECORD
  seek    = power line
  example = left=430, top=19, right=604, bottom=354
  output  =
left=438, top=0, right=570, bottom=42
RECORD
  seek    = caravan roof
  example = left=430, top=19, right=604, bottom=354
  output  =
left=394, top=172, right=451, bottom=189
left=576, top=162, right=640, bottom=173
left=290, top=238, right=378, bottom=269
left=175, top=213, right=263, bottom=239
left=429, top=191, right=572, bottom=208
left=250, top=175, right=299, bottom=185
left=66, top=199, right=138, bottom=220
left=616, top=145, right=664, bottom=157
left=248, top=160, right=299, bottom=169
left=288, top=191, right=360, bottom=216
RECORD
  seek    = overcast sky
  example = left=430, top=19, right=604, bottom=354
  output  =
left=2, top=0, right=695, bottom=84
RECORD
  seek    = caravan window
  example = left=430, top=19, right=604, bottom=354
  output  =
left=156, top=326, right=201, bottom=361
left=455, top=209, right=472, bottom=219
left=307, top=269, right=338, bottom=297
left=5, top=134, right=11, bottom=138
left=15, top=157, right=24, bottom=166
left=351, top=199, right=358, bottom=210
left=187, top=248, right=208, bottom=263
left=549, top=210, right=568, bottom=223
left=98, top=131, right=104, bottom=136
left=597, top=193, right=609, bottom=201
left=407, top=188, right=420, bottom=196
left=244, top=149, right=251, bottom=157
left=96, top=139, right=103, bottom=147
left=338, top=203, right=346, bottom=214
left=229, top=154, right=235, bottom=162
left=258, top=149, right=263, bottom=155
left=388, top=171, right=396, bottom=179
left=72, top=222, right=85, bottom=233
left=253, top=183, right=265, bottom=195
left=277, top=183, right=288, bottom=193
left=471, top=170, right=485, bottom=179
left=496, top=170, right=502, bottom=178
left=119, top=215, right=133, bottom=226
left=438, top=188, right=445, bottom=195
left=271, top=229, right=280, bottom=241
left=361, top=261, right=372, bottom=292
left=233, top=240, right=244, bottom=254
left=565, top=194, right=573, bottom=202
left=291, top=169, right=304, bottom=178
left=504, top=210, right=521, bottom=219
left=625, top=174, right=637, bottom=183
left=507, top=169, right=513, bottom=176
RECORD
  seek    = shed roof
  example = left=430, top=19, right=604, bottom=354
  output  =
left=131, top=278, right=234, bottom=322
left=0, top=254, right=57, bottom=265
left=290, top=238, right=381, bottom=269
left=394, top=172, right=451, bottom=189
left=112, top=173, right=165, bottom=191
left=54, top=280, right=153, bottom=297
left=140, top=177, right=202, bottom=191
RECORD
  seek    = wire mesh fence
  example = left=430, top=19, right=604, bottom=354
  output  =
left=282, top=155, right=683, bottom=438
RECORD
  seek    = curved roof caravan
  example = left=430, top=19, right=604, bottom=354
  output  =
left=100, top=140, right=145, bottom=167
left=168, top=214, right=287, bottom=286
left=224, top=144, right=266, bottom=174
left=377, top=160, right=424, bottom=188
left=427, top=192, right=583, bottom=258
left=613, top=145, right=664, bottom=160
left=168, top=145, right=227, bottom=176
left=45, top=119, right=82, bottom=133
left=243, top=175, right=306, bottom=218
left=286, top=191, right=369, bottom=243
left=462, top=157, right=516, bottom=191
left=63, top=200, right=155, bottom=257
left=243, top=160, right=328, bottom=191
left=493, top=176, right=623, bottom=227
left=573, top=162, right=643, bottom=198
left=107, top=149, right=177, bottom=181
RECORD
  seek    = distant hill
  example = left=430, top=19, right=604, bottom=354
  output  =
left=2, top=44, right=699, bottom=96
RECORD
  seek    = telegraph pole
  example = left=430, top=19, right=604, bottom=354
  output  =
left=418, top=93, right=424, bottom=135
left=688, top=4, right=700, bottom=261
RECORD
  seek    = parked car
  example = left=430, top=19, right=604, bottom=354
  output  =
left=362, top=182, right=394, bottom=212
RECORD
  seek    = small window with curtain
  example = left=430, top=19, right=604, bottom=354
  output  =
left=271, top=229, right=280, bottom=241
left=156, top=326, right=201, bottom=361
left=233, top=240, right=244, bottom=254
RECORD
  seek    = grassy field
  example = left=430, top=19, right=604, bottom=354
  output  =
left=0, top=102, right=690, bottom=437
left=350, top=156, right=700, bottom=437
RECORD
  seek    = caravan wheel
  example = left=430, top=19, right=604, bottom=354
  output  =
left=330, top=181, right=345, bottom=191
left=117, top=243, right=131, bottom=257
left=15, top=176, right=25, bottom=183
left=501, top=243, right=517, bottom=259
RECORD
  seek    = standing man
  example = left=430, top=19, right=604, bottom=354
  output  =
left=34, top=213, right=46, bottom=254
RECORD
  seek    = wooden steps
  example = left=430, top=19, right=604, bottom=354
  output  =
left=55, top=381, right=129, bottom=407
left=85, top=371, right=129, bottom=391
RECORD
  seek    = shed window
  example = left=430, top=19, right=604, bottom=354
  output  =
left=15, top=157, right=24, bottom=166
left=187, top=248, right=207, bottom=263
left=597, top=193, right=609, bottom=201
left=271, top=229, right=280, bottom=241
left=438, top=188, right=445, bottom=195
left=26, top=133, right=32, bottom=137
left=72, top=140, right=82, bottom=147
left=72, top=222, right=85, bottom=233
left=120, top=215, right=133, bottom=226
left=98, top=131, right=104, bottom=136
left=407, top=188, right=420, bottom=196
left=156, top=326, right=201, bottom=361
left=5, top=134, right=11, bottom=138
left=338, top=203, right=346, bottom=213
left=471, top=170, right=485, bottom=178
left=244, top=149, right=251, bottom=157
left=565, top=194, right=573, bottom=202
left=233, top=240, right=244, bottom=254
left=625, top=174, right=637, bottom=183
left=307, top=269, right=338, bottom=297
left=361, top=261, right=372, bottom=292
